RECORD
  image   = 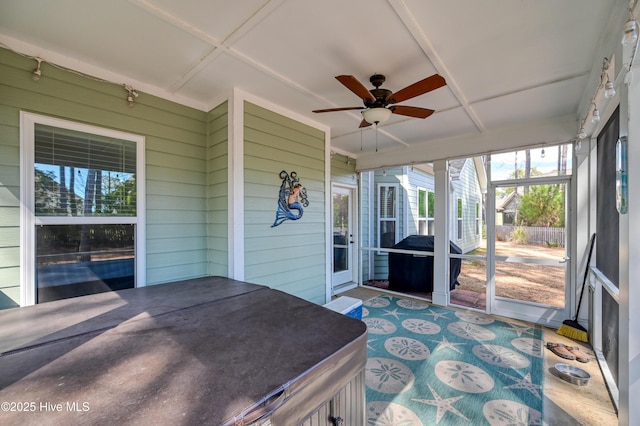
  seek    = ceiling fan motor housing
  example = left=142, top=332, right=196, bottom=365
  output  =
left=367, top=74, right=392, bottom=107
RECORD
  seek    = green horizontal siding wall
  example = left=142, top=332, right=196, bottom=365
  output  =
left=331, top=153, right=357, bottom=186
left=243, top=102, right=326, bottom=303
left=207, top=102, right=229, bottom=276
left=0, top=48, right=209, bottom=308
left=0, top=101, right=19, bottom=308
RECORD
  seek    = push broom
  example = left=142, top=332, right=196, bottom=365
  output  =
left=557, top=233, right=595, bottom=342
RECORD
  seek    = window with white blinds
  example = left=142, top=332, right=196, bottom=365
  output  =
left=34, top=124, right=137, bottom=217
left=378, top=184, right=398, bottom=250
left=417, top=188, right=435, bottom=236
left=21, top=113, right=145, bottom=306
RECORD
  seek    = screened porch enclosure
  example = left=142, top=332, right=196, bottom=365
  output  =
left=359, top=146, right=572, bottom=313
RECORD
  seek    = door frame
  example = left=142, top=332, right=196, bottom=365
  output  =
left=487, top=175, right=572, bottom=327
left=331, top=183, right=358, bottom=293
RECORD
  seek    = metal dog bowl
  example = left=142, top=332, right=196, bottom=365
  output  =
left=555, top=363, right=591, bottom=386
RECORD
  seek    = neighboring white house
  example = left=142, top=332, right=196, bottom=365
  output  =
left=362, top=158, right=485, bottom=281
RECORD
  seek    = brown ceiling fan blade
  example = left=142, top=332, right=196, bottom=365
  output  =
left=336, top=75, right=376, bottom=102
left=391, top=105, right=435, bottom=119
left=386, top=74, right=446, bottom=104
left=312, top=106, right=365, bottom=113
left=359, top=119, right=373, bottom=128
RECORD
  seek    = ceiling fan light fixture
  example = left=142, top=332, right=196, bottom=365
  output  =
left=362, top=107, right=392, bottom=124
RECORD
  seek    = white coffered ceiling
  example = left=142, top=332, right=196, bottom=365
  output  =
left=0, top=0, right=630, bottom=162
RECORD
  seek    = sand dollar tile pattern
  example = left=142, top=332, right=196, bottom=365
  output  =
left=435, top=360, right=495, bottom=393
left=448, top=321, right=497, bottom=341
left=366, top=401, right=424, bottom=426
left=384, top=336, right=431, bottom=361
left=472, top=344, right=531, bottom=369
left=364, top=296, right=544, bottom=425
left=483, top=399, right=542, bottom=425
left=401, top=318, right=441, bottom=335
left=364, top=317, right=397, bottom=334
left=366, top=357, right=415, bottom=394
left=511, top=337, right=544, bottom=358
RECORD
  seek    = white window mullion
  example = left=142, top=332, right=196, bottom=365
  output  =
left=20, top=112, right=36, bottom=306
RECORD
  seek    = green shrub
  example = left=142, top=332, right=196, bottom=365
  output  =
left=511, top=226, right=529, bottom=244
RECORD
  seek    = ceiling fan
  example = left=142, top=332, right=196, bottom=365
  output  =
left=313, top=73, right=446, bottom=128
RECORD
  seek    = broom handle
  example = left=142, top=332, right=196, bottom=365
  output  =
left=573, top=233, right=596, bottom=321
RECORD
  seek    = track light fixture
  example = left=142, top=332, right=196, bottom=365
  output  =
left=577, top=127, right=588, bottom=140
left=591, top=103, right=601, bottom=123
left=32, top=57, right=43, bottom=81
left=123, top=84, right=139, bottom=108
left=604, top=77, right=616, bottom=99
left=599, top=58, right=616, bottom=99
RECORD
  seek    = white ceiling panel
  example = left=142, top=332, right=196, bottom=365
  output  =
left=385, top=107, right=479, bottom=144
left=473, top=75, right=590, bottom=129
left=0, top=0, right=630, bottom=161
left=142, top=0, right=269, bottom=42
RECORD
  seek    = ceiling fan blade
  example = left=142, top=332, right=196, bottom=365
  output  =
left=336, top=75, right=376, bottom=102
left=359, top=119, right=373, bottom=128
left=391, top=105, right=435, bottom=119
left=312, top=106, right=365, bottom=113
left=386, top=74, right=446, bottom=104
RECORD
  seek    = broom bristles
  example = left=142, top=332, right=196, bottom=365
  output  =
left=557, top=319, right=588, bottom=343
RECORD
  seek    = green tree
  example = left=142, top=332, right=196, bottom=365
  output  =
left=517, top=184, right=564, bottom=227
left=100, top=174, right=136, bottom=216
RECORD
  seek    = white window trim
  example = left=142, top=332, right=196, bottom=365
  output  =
left=20, top=112, right=146, bottom=306
left=377, top=183, right=399, bottom=255
left=417, top=186, right=427, bottom=235
left=456, top=197, right=463, bottom=241
left=475, top=201, right=481, bottom=236
left=427, top=190, right=435, bottom=236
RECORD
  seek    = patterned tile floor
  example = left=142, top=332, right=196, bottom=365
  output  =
left=337, top=287, right=618, bottom=426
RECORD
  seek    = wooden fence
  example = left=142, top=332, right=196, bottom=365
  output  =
left=495, top=225, right=565, bottom=247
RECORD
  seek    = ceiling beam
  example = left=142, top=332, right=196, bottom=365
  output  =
left=388, top=0, right=485, bottom=133
left=355, top=114, right=577, bottom=171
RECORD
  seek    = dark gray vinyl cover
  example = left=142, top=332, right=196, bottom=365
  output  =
left=0, top=277, right=368, bottom=425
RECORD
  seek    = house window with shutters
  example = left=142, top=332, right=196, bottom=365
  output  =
left=378, top=184, right=398, bottom=252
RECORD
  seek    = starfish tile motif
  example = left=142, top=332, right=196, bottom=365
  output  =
left=428, top=335, right=466, bottom=354
left=425, top=309, right=450, bottom=321
left=382, top=308, right=406, bottom=320
left=412, top=385, right=470, bottom=424
left=500, top=371, right=542, bottom=399
left=501, top=323, right=537, bottom=337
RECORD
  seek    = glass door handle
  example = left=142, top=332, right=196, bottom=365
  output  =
left=559, top=256, right=570, bottom=263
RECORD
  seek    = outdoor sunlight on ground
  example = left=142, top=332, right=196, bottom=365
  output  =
left=457, top=240, right=566, bottom=307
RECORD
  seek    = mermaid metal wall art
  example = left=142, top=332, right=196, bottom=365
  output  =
left=271, top=170, right=309, bottom=227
